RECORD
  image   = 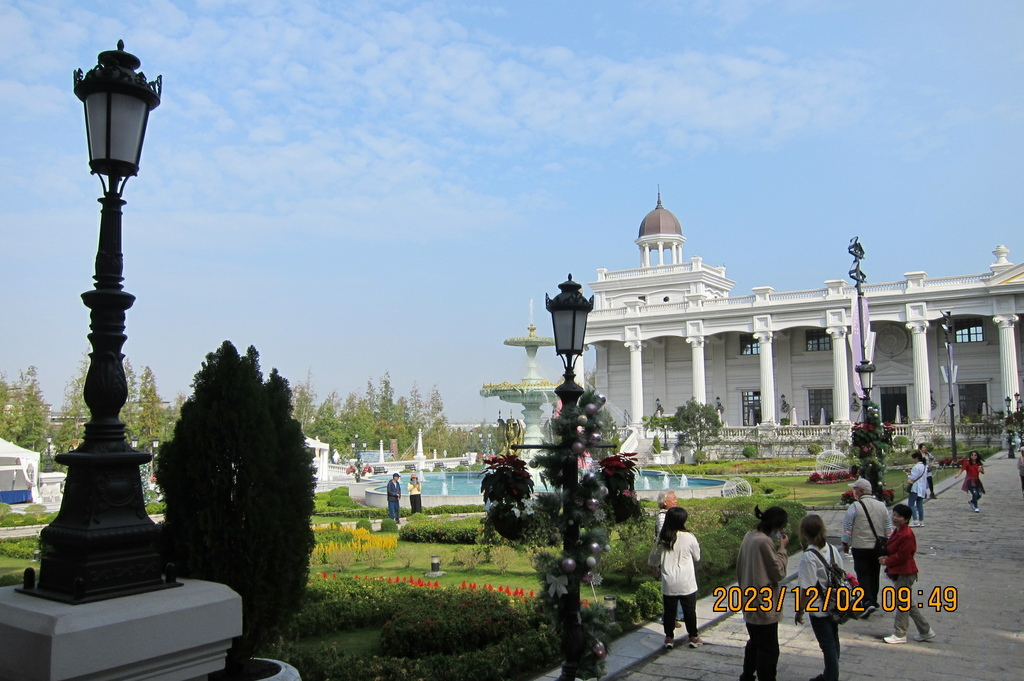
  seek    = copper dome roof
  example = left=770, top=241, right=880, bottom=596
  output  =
left=637, top=194, right=682, bottom=238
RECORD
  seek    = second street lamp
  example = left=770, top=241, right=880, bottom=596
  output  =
left=19, top=42, right=178, bottom=604
left=545, top=275, right=594, bottom=681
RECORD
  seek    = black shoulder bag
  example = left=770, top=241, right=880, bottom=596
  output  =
left=858, top=500, right=887, bottom=556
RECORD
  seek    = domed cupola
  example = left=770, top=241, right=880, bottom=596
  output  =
left=635, top=191, right=686, bottom=267
left=638, top=192, right=682, bottom=238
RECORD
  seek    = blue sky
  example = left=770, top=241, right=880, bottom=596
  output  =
left=2, top=0, right=1022, bottom=424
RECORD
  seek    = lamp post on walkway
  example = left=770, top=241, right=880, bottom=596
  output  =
left=19, top=42, right=179, bottom=604
left=546, top=275, right=594, bottom=681
left=848, top=238, right=876, bottom=425
left=940, top=311, right=958, bottom=461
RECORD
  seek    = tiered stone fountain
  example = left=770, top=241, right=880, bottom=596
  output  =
left=480, top=325, right=559, bottom=448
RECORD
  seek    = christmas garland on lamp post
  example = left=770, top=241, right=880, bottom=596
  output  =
left=850, top=399, right=894, bottom=499
left=481, top=389, right=636, bottom=680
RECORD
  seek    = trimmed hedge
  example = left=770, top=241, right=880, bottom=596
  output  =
left=398, top=516, right=483, bottom=544
left=273, top=577, right=560, bottom=681
left=0, top=537, right=38, bottom=560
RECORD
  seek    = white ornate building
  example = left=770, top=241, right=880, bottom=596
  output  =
left=586, top=196, right=1024, bottom=437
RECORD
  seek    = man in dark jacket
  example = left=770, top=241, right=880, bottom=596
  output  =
left=386, top=473, right=402, bottom=522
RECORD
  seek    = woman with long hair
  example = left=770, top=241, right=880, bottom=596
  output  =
left=795, top=514, right=842, bottom=681
left=737, top=506, right=790, bottom=681
left=648, top=506, right=702, bottom=649
left=954, top=450, right=986, bottom=511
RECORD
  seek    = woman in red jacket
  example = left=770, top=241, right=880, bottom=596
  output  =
left=878, top=504, right=936, bottom=644
left=954, top=450, right=986, bottom=512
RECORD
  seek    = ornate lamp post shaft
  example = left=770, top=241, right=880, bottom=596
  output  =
left=19, top=42, right=179, bottom=604
left=546, top=275, right=593, bottom=681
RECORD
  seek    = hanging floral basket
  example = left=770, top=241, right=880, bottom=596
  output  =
left=609, top=492, right=641, bottom=523
left=491, top=507, right=525, bottom=540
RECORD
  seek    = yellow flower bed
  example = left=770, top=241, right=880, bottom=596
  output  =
left=314, top=527, right=397, bottom=564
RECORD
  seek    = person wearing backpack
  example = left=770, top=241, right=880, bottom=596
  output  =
left=795, top=514, right=842, bottom=681
left=879, top=503, right=936, bottom=644
left=648, top=506, right=702, bottom=650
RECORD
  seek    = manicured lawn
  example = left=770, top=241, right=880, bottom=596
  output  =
left=0, top=556, right=32, bottom=582
left=742, top=467, right=958, bottom=506
left=310, top=534, right=643, bottom=601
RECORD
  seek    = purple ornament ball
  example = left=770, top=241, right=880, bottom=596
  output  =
left=596, top=393, right=607, bottom=405
left=571, top=441, right=586, bottom=455
left=588, top=542, right=602, bottom=554
left=561, top=557, right=577, bottom=573
left=597, top=485, right=609, bottom=498
left=592, top=641, right=607, bottom=659
left=586, top=498, right=600, bottom=511
left=581, top=571, right=594, bottom=584
left=588, top=433, right=602, bottom=446
left=584, top=403, right=599, bottom=416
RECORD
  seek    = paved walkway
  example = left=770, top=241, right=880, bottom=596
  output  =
left=591, top=452, right=1024, bottom=681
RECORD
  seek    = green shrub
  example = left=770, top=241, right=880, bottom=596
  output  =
left=807, top=443, right=823, bottom=457
left=399, top=516, right=483, bottom=544
left=362, top=547, right=389, bottom=569
left=489, top=545, right=517, bottom=574
left=379, top=518, right=398, bottom=532
left=355, top=518, right=373, bottom=531
left=741, top=445, right=758, bottom=459
left=0, top=574, right=23, bottom=588
left=615, top=596, right=640, bottom=626
left=453, top=546, right=483, bottom=569
left=0, top=537, right=39, bottom=559
left=0, top=503, right=9, bottom=522
left=380, top=588, right=536, bottom=657
left=394, top=546, right=416, bottom=569
left=602, top=515, right=654, bottom=585
left=892, top=436, right=911, bottom=450
left=634, top=580, right=662, bottom=619
left=23, top=504, right=46, bottom=513
left=327, top=547, right=356, bottom=571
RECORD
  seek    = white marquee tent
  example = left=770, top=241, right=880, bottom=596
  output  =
left=0, top=437, right=40, bottom=504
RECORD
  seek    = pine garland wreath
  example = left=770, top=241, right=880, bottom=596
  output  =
left=850, top=400, right=894, bottom=498
left=526, top=388, right=633, bottom=679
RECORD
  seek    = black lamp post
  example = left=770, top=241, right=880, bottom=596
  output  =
left=19, top=42, right=178, bottom=604
left=545, top=274, right=594, bottom=681
left=940, top=311, right=958, bottom=461
left=1006, top=396, right=1017, bottom=459
left=848, top=238, right=876, bottom=425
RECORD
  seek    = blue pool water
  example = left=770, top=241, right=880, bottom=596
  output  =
left=373, top=470, right=724, bottom=496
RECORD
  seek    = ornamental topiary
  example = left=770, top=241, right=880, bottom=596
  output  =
left=156, top=342, right=315, bottom=675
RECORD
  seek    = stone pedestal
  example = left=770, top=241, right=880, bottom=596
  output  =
left=0, top=579, right=241, bottom=681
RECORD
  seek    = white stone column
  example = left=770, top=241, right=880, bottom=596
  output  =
left=994, top=315, right=1021, bottom=400
left=828, top=326, right=851, bottom=422
left=906, top=321, right=932, bottom=422
left=687, top=336, right=707, bottom=403
left=754, top=331, right=776, bottom=423
left=626, top=340, right=644, bottom=425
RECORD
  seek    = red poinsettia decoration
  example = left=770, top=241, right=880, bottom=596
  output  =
left=480, top=454, right=534, bottom=506
left=599, top=452, right=638, bottom=495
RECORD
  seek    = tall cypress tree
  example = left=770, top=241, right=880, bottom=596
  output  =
left=155, top=342, right=315, bottom=673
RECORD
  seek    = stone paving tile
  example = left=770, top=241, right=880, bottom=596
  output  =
left=599, top=453, right=1024, bottom=681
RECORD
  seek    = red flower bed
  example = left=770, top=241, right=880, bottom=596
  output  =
left=806, top=471, right=855, bottom=484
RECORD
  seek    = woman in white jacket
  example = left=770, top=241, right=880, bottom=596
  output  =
left=648, top=506, right=702, bottom=649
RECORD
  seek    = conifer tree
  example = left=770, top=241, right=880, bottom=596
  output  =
left=155, top=341, right=315, bottom=673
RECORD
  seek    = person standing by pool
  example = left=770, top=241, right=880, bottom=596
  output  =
left=655, top=489, right=677, bottom=536
left=386, top=473, right=402, bottom=522
left=408, top=473, right=423, bottom=514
